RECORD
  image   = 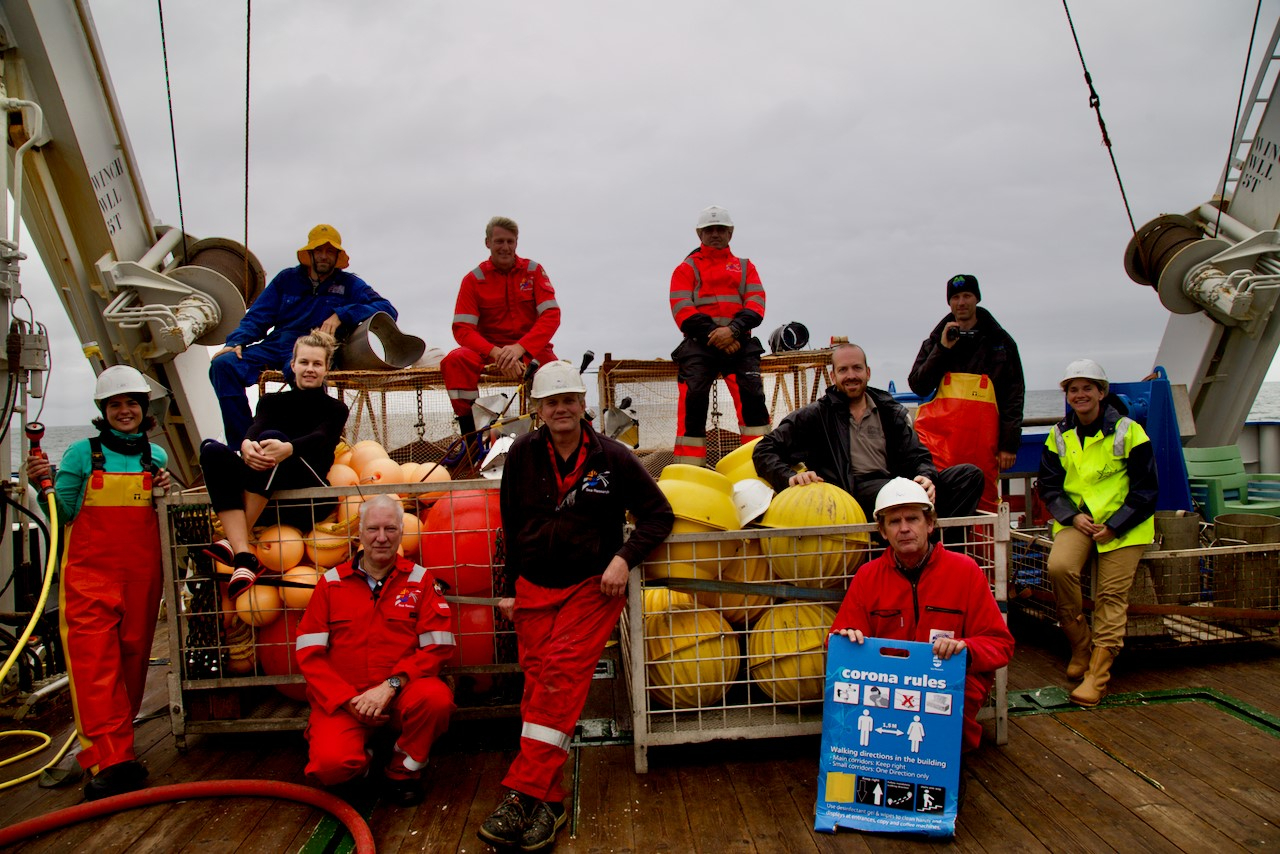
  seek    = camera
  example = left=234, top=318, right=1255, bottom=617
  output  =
left=945, top=327, right=976, bottom=343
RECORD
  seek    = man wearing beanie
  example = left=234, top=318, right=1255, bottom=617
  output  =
left=209, top=223, right=397, bottom=447
left=908, top=274, right=1025, bottom=512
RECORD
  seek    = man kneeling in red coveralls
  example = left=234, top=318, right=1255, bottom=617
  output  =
left=830, top=478, right=1014, bottom=752
left=477, top=360, right=674, bottom=851
left=296, top=494, right=456, bottom=806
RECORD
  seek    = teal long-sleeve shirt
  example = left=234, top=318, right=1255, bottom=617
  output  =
left=50, top=431, right=168, bottom=524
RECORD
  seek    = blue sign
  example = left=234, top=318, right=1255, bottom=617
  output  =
left=815, top=635, right=965, bottom=837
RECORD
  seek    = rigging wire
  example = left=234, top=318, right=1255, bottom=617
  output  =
left=1216, top=0, right=1264, bottom=238
left=155, top=1, right=188, bottom=264
left=243, top=1, right=252, bottom=294
left=1060, top=0, right=1136, bottom=234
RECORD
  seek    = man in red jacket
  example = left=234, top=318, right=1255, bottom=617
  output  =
left=295, top=494, right=456, bottom=805
left=442, top=216, right=561, bottom=460
left=668, top=205, right=770, bottom=466
left=830, top=478, right=1014, bottom=752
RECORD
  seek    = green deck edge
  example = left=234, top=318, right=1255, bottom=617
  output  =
left=1008, top=685, right=1280, bottom=735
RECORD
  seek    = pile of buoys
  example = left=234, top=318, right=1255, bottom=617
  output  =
left=650, top=465, right=741, bottom=582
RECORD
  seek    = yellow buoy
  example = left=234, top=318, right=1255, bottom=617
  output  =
left=645, top=608, right=740, bottom=709
left=642, top=587, right=698, bottom=615
left=759, top=483, right=869, bottom=588
left=696, top=537, right=771, bottom=626
left=747, top=602, right=836, bottom=703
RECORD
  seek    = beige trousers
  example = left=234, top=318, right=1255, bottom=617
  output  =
left=1047, top=527, right=1145, bottom=650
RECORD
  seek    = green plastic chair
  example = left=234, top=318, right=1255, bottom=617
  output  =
left=1183, top=445, right=1280, bottom=520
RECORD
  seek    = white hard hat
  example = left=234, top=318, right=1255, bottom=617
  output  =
left=696, top=205, right=734, bottom=230
left=873, top=477, right=934, bottom=519
left=93, top=365, right=153, bottom=403
left=1060, top=359, right=1108, bottom=391
left=530, top=360, right=587, bottom=399
left=732, top=478, right=775, bottom=527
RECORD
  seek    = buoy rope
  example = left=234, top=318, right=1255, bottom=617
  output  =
left=154, top=0, right=188, bottom=263
left=1060, top=0, right=1135, bottom=234
left=1215, top=0, right=1264, bottom=239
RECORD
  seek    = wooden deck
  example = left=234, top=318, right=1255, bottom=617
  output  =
left=2, top=616, right=1278, bottom=853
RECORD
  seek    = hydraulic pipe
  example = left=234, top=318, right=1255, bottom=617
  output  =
left=0, top=779, right=377, bottom=852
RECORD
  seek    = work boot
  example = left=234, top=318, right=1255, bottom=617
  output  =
left=1070, top=647, right=1116, bottom=708
left=520, top=799, right=566, bottom=851
left=1059, top=613, right=1093, bottom=681
left=83, top=759, right=148, bottom=801
left=478, top=789, right=535, bottom=848
left=384, top=775, right=425, bottom=808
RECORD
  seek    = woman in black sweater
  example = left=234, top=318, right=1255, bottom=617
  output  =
left=201, top=329, right=349, bottom=597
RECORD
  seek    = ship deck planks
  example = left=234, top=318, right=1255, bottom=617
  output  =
left=2, top=619, right=1278, bottom=853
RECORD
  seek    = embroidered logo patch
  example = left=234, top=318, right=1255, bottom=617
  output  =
left=520, top=278, right=534, bottom=291
left=394, top=588, right=421, bottom=609
left=582, top=470, right=611, bottom=494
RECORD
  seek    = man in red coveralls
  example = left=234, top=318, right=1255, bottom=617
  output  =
left=442, top=216, right=561, bottom=461
left=830, top=478, right=1014, bottom=752
left=295, top=494, right=456, bottom=806
left=668, top=205, right=770, bottom=465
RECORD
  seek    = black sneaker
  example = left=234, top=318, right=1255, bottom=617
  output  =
left=478, top=789, right=534, bottom=848
left=520, top=800, right=566, bottom=851
left=83, top=760, right=148, bottom=801
left=227, top=553, right=264, bottom=599
left=385, top=775, right=425, bottom=808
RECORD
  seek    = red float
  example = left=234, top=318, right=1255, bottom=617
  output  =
left=256, top=607, right=308, bottom=701
left=450, top=603, right=497, bottom=693
left=418, top=489, right=502, bottom=597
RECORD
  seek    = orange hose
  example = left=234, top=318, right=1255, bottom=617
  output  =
left=0, top=779, right=375, bottom=852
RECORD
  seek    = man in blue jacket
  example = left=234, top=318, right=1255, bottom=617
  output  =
left=209, top=224, right=396, bottom=445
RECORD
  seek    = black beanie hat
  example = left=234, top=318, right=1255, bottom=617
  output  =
left=946, top=274, right=980, bottom=303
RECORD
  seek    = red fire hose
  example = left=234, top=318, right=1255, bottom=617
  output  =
left=0, top=779, right=375, bottom=852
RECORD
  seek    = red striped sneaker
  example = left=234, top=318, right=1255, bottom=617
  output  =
left=227, top=554, right=263, bottom=599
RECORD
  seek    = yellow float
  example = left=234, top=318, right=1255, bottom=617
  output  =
left=645, top=608, right=741, bottom=709
left=759, top=483, right=869, bottom=588
left=747, top=602, right=837, bottom=703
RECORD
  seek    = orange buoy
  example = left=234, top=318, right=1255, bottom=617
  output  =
left=254, top=525, right=306, bottom=572
left=281, top=564, right=322, bottom=609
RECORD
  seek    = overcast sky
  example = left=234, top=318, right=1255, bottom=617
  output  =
left=15, top=1, right=1280, bottom=425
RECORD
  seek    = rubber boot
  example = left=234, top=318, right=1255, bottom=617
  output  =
left=1059, top=613, right=1092, bottom=681
left=1070, top=647, right=1115, bottom=708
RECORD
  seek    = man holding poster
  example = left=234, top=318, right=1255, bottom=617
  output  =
left=830, top=478, right=1014, bottom=752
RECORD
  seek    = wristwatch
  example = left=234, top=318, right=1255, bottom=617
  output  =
left=387, top=675, right=404, bottom=694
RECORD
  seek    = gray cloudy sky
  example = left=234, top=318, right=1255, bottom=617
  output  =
left=17, top=1, right=1280, bottom=425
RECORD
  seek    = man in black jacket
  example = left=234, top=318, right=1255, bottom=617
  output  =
left=908, top=274, right=1025, bottom=511
left=753, top=343, right=983, bottom=521
left=478, top=360, right=674, bottom=852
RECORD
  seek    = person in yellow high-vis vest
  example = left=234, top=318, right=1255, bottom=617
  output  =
left=1038, top=359, right=1157, bottom=707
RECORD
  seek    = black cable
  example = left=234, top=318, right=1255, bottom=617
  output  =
left=156, top=0, right=188, bottom=264
left=1216, top=0, right=1264, bottom=239
left=1060, top=0, right=1136, bottom=233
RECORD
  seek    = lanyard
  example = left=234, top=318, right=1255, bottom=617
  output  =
left=546, top=432, right=589, bottom=505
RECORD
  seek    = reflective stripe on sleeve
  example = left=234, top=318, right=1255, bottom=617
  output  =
left=419, top=630, right=456, bottom=648
left=453, top=313, right=480, bottom=325
left=536, top=299, right=559, bottom=314
left=408, top=565, right=428, bottom=585
left=296, top=632, right=329, bottom=652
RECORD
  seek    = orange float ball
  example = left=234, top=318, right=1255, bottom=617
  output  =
left=337, top=495, right=365, bottom=526
left=305, top=526, right=353, bottom=568
left=349, top=440, right=390, bottom=474
left=255, top=525, right=306, bottom=572
left=415, top=463, right=453, bottom=507
left=335, top=449, right=353, bottom=468
left=236, top=583, right=283, bottom=627
left=281, top=564, right=322, bottom=609
left=327, top=463, right=359, bottom=487
left=400, top=462, right=422, bottom=483
left=359, top=456, right=404, bottom=486
left=400, top=513, right=422, bottom=558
